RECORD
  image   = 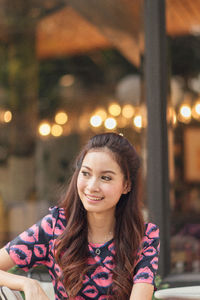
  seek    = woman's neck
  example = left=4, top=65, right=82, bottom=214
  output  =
left=87, top=212, right=115, bottom=244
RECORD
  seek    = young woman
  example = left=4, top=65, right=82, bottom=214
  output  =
left=0, top=132, right=160, bottom=299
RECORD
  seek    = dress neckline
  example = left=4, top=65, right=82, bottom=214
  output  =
left=89, top=238, right=114, bottom=248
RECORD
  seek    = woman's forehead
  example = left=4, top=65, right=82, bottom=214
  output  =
left=82, top=149, right=116, bottom=164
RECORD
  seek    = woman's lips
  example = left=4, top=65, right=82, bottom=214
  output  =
left=85, top=194, right=104, bottom=202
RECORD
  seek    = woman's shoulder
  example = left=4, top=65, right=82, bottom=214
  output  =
left=41, top=206, right=67, bottom=235
left=138, top=223, right=160, bottom=256
left=48, top=206, right=66, bottom=219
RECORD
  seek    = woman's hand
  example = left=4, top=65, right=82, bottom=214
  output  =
left=23, top=278, right=50, bottom=300
left=0, top=248, right=50, bottom=299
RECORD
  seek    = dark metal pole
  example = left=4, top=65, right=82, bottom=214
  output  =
left=144, top=0, right=170, bottom=277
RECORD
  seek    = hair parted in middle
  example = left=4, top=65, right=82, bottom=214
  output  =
left=55, top=132, right=145, bottom=299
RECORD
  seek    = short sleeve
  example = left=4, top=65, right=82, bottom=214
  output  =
left=5, top=206, right=60, bottom=271
left=133, top=223, right=160, bottom=285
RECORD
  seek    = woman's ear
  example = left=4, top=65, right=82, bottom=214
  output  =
left=123, top=181, right=131, bottom=194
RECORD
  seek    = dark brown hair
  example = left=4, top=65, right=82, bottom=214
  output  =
left=55, top=132, right=145, bottom=299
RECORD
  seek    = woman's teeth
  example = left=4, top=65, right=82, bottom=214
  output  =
left=86, top=195, right=103, bottom=201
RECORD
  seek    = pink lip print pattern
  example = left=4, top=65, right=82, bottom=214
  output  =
left=19, top=224, right=39, bottom=243
left=6, top=207, right=160, bottom=299
left=9, top=245, right=32, bottom=270
left=91, top=266, right=113, bottom=288
left=102, top=256, right=114, bottom=270
left=82, top=285, right=99, bottom=298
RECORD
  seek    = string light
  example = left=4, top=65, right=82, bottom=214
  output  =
left=0, top=110, right=12, bottom=123
left=59, top=74, right=75, bottom=87
left=55, top=111, right=68, bottom=125
left=122, top=104, right=135, bottom=118
left=90, top=115, right=102, bottom=127
left=104, top=117, right=117, bottom=130
left=180, top=105, right=191, bottom=118
left=3, top=110, right=12, bottom=123
left=195, top=102, right=200, bottom=115
left=6, top=95, right=200, bottom=139
left=133, top=115, right=142, bottom=129
left=38, top=122, right=51, bottom=136
left=178, top=104, right=192, bottom=123
left=192, top=100, right=200, bottom=120
left=108, top=103, right=121, bottom=117
left=51, top=124, right=63, bottom=137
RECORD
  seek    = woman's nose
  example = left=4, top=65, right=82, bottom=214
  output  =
left=87, top=177, right=100, bottom=191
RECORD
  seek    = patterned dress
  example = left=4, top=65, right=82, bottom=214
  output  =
left=5, top=206, right=160, bottom=300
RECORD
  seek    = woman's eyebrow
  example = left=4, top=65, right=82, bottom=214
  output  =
left=81, top=165, right=91, bottom=170
left=101, top=170, right=116, bottom=175
left=81, top=165, right=116, bottom=175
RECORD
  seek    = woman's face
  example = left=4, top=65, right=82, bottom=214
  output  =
left=77, top=149, right=129, bottom=216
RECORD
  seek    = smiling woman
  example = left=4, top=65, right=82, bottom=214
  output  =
left=0, top=133, right=160, bottom=300
left=77, top=150, right=129, bottom=216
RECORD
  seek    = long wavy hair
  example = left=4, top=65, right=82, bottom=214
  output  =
left=55, top=132, right=145, bottom=299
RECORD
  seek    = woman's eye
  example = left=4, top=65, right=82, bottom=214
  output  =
left=81, top=171, right=89, bottom=177
left=102, top=175, right=112, bottom=181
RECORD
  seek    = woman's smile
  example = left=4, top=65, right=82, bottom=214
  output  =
left=84, top=193, right=104, bottom=202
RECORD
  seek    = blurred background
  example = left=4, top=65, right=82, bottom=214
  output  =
left=0, top=0, right=199, bottom=286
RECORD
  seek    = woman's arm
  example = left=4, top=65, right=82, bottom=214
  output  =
left=130, top=283, right=154, bottom=300
left=0, top=248, right=49, bottom=300
left=131, top=224, right=160, bottom=299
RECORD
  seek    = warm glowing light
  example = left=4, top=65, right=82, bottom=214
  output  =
left=94, top=109, right=107, bottom=121
left=104, top=118, right=117, bottom=130
left=38, top=122, right=51, bottom=136
left=122, top=105, right=135, bottom=118
left=179, top=104, right=191, bottom=119
left=108, top=103, right=121, bottom=117
left=172, top=112, right=177, bottom=126
left=55, top=111, right=68, bottom=125
left=195, top=103, right=200, bottom=115
left=59, top=74, right=74, bottom=87
left=51, top=124, right=63, bottom=137
left=178, top=104, right=192, bottom=123
left=167, top=107, right=177, bottom=126
left=90, top=115, right=102, bottom=127
left=3, top=110, right=12, bottom=123
left=133, top=115, right=142, bottom=129
left=192, top=101, right=200, bottom=120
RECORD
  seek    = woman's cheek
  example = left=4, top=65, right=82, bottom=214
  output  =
left=77, top=177, right=86, bottom=190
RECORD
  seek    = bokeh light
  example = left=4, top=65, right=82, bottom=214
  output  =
left=3, top=110, right=12, bottom=123
left=108, top=103, right=121, bottom=117
left=122, top=104, right=135, bottom=118
left=180, top=104, right=191, bottom=118
left=55, top=111, right=68, bottom=125
left=51, top=124, right=63, bottom=137
left=133, top=115, right=142, bottom=129
left=178, top=104, right=192, bottom=123
left=59, top=74, right=75, bottom=87
left=90, top=115, right=102, bottom=127
left=192, top=101, right=200, bottom=120
left=38, top=122, right=51, bottom=136
left=104, top=117, right=117, bottom=130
